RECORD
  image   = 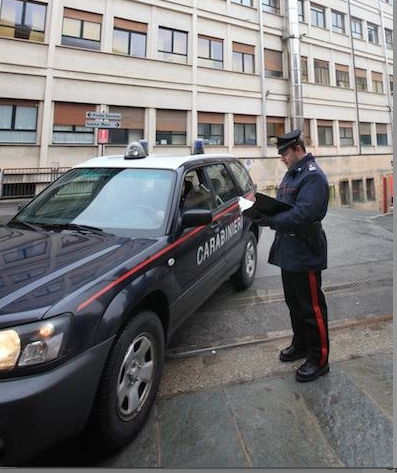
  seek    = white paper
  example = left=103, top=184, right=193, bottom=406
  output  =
left=238, top=196, right=255, bottom=212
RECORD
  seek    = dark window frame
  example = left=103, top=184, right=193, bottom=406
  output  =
left=314, top=59, right=330, bottom=85
left=367, top=22, right=379, bottom=44
left=155, top=131, right=187, bottom=146
left=0, top=0, right=47, bottom=40
left=233, top=51, right=255, bottom=73
left=351, top=18, right=363, bottom=39
left=318, top=125, right=333, bottom=146
left=336, top=69, right=349, bottom=88
left=262, top=0, right=280, bottom=14
left=332, top=10, right=345, bottom=34
left=234, top=123, right=257, bottom=146
left=61, top=16, right=101, bottom=50
left=311, top=4, right=326, bottom=28
left=198, top=123, right=224, bottom=146
left=158, top=26, right=188, bottom=58
left=113, top=27, right=146, bottom=57
left=198, top=37, right=223, bottom=69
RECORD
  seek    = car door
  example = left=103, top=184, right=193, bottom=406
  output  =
left=204, top=163, right=243, bottom=275
left=173, top=166, right=226, bottom=324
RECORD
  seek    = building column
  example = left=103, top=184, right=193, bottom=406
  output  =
left=226, top=113, right=234, bottom=153
left=370, top=122, right=377, bottom=147
left=102, top=0, right=114, bottom=53
left=333, top=120, right=339, bottom=149
left=147, top=108, right=156, bottom=153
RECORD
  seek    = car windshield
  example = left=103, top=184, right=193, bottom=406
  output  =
left=14, top=168, right=176, bottom=238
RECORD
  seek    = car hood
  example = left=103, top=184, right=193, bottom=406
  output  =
left=0, top=225, right=158, bottom=321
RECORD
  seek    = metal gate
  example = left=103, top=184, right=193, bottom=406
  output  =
left=0, top=167, right=69, bottom=199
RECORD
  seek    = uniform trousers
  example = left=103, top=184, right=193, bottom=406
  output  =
left=281, top=269, right=329, bottom=367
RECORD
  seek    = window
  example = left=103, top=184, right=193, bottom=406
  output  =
left=298, top=0, right=305, bottom=22
left=359, top=123, right=372, bottom=146
left=113, top=18, right=147, bottom=57
left=233, top=42, right=255, bottom=74
left=0, top=0, right=46, bottom=41
left=0, top=101, right=37, bottom=143
left=332, top=10, right=345, bottom=34
left=301, top=56, right=308, bottom=82
left=156, top=109, right=187, bottom=145
left=352, top=180, right=364, bottom=203
left=234, top=115, right=257, bottom=145
left=262, top=0, right=280, bottom=14
left=339, top=180, right=350, bottom=205
left=181, top=169, right=213, bottom=212
left=372, top=72, right=384, bottom=94
left=339, top=122, right=354, bottom=146
left=198, top=35, right=223, bottom=69
left=314, top=59, right=329, bottom=85
left=366, top=178, right=375, bottom=201
left=390, top=75, right=393, bottom=94
left=367, top=23, right=379, bottom=44
left=355, top=68, right=367, bottom=91
left=206, top=164, right=238, bottom=207
left=198, top=112, right=224, bottom=145
left=53, top=103, right=95, bottom=144
left=351, top=18, right=363, bottom=39
left=62, top=8, right=102, bottom=50
left=232, top=0, right=253, bottom=6
left=317, top=120, right=333, bottom=145
left=267, top=117, right=285, bottom=144
left=385, top=28, right=393, bottom=48
left=311, top=4, right=326, bottom=28
left=228, top=161, right=254, bottom=195
left=107, top=107, right=144, bottom=145
left=264, top=49, right=283, bottom=78
left=158, top=27, right=188, bottom=63
left=376, top=123, right=388, bottom=145
left=336, top=64, right=349, bottom=88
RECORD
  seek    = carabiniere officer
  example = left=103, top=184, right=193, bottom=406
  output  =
left=263, top=129, right=330, bottom=382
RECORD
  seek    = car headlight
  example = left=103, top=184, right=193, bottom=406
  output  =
left=0, top=315, right=72, bottom=373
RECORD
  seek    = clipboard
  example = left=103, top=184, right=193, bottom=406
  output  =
left=243, top=192, right=292, bottom=219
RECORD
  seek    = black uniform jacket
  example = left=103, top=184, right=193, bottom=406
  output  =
left=268, top=153, right=329, bottom=272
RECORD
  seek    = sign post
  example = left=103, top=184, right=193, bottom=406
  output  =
left=86, top=112, right=122, bottom=156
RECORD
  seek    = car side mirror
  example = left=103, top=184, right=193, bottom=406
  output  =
left=181, top=209, right=212, bottom=228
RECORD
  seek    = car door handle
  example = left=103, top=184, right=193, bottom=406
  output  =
left=210, top=221, right=222, bottom=232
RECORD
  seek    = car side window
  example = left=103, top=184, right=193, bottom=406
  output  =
left=205, top=164, right=238, bottom=208
left=228, top=161, right=254, bottom=195
left=180, top=168, right=213, bottom=211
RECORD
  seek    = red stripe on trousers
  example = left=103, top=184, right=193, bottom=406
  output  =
left=308, top=271, right=328, bottom=366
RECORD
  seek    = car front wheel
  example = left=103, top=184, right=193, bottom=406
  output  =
left=91, top=310, right=165, bottom=449
left=231, top=231, right=257, bottom=290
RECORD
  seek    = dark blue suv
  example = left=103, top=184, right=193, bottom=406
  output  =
left=0, top=143, right=260, bottom=465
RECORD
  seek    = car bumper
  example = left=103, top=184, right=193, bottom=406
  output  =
left=0, top=337, right=114, bottom=466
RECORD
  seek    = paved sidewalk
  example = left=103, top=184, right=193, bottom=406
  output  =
left=25, top=318, right=393, bottom=468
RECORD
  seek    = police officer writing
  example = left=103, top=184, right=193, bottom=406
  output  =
left=262, top=129, right=330, bottom=382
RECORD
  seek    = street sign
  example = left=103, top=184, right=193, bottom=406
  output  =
left=86, top=111, right=122, bottom=120
left=98, top=129, right=109, bottom=144
left=85, top=119, right=121, bottom=128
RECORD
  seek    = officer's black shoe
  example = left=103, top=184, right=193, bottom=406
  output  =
left=279, top=345, right=308, bottom=362
left=295, top=360, right=330, bottom=382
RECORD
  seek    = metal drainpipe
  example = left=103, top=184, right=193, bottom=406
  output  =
left=378, top=0, right=393, bottom=133
left=259, top=3, right=268, bottom=157
left=286, top=0, right=303, bottom=132
left=347, top=0, right=362, bottom=155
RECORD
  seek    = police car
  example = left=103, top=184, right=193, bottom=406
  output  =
left=0, top=140, right=260, bottom=465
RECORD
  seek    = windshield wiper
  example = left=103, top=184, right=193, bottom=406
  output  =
left=8, top=219, right=46, bottom=233
left=40, top=222, right=108, bottom=235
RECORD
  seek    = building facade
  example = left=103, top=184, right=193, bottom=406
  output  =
left=0, top=0, right=393, bottom=210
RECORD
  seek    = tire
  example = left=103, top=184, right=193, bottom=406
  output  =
left=231, top=231, right=257, bottom=290
left=91, top=310, right=165, bottom=450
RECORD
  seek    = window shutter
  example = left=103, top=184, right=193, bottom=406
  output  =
left=198, top=112, right=224, bottom=124
left=359, top=123, right=371, bottom=134
left=335, top=64, right=349, bottom=72
left=264, top=49, right=282, bottom=71
left=371, top=71, right=382, bottom=81
left=355, top=68, right=367, bottom=78
left=0, top=99, right=38, bottom=107
left=376, top=123, right=387, bottom=134
left=198, top=34, right=223, bottom=42
left=109, top=106, right=144, bottom=129
left=315, top=59, right=328, bottom=68
left=54, top=103, right=95, bottom=126
left=156, top=110, right=187, bottom=132
left=63, top=8, right=102, bottom=23
left=339, top=121, right=353, bottom=128
left=233, top=42, right=255, bottom=55
left=317, top=120, right=333, bottom=126
left=114, top=18, right=147, bottom=33
left=234, top=114, right=257, bottom=124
